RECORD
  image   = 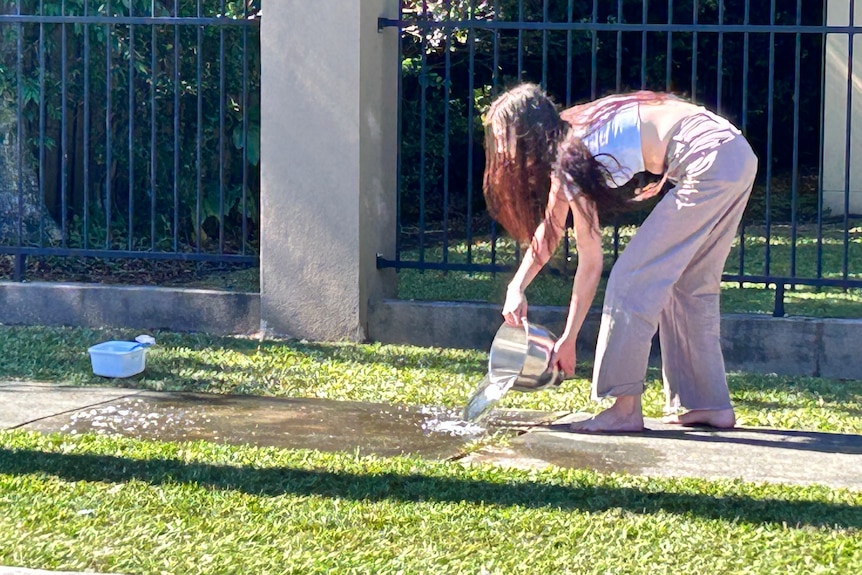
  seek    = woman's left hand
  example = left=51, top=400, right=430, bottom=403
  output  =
left=552, top=335, right=577, bottom=378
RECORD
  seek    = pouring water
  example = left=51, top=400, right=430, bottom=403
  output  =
left=461, top=321, right=564, bottom=423
left=462, top=374, right=517, bottom=422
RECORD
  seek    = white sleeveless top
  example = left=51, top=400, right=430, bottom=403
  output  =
left=577, top=102, right=646, bottom=188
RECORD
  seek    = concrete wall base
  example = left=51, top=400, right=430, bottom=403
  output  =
left=369, top=299, right=862, bottom=381
left=0, top=282, right=260, bottom=336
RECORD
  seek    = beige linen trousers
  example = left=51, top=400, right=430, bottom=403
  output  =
left=591, top=110, right=758, bottom=414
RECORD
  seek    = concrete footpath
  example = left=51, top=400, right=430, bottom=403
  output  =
left=3, top=381, right=861, bottom=491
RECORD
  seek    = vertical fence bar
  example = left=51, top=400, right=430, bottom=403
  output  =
left=541, top=0, right=548, bottom=88
left=816, top=0, right=826, bottom=280
left=442, top=0, right=451, bottom=266
left=173, top=0, right=180, bottom=253
left=716, top=0, right=723, bottom=113
left=218, top=0, right=226, bottom=254
left=128, top=2, right=135, bottom=251
left=418, top=0, right=428, bottom=264
left=615, top=0, right=622, bottom=90
left=641, top=0, right=647, bottom=89
left=517, top=0, right=523, bottom=81
left=13, top=2, right=25, bottom=287
left=105, top=0, right=113, bottom=249
left=492, top=0, right=500, bottom=100
left=466, top=0, right=477, bottom=264
left=15, top=0, right=23, bottom=253
left=13, top=252, right=25, bottom=282
left=395, top=3, right=404, bottom=265
left=241, top=0, right=249, bottom=255
left=591, top=0, right=597, bottom=98
left=83, top=0, right=90, bottom=250
left=842, top=0, right=855, bottom=284
left=773, top=282, right=785, bottom=317
left=666, top=0, right=672, bottom=90
left=764, top=0, right=776, bottom=277
left=490, top=0, right=501, bottom=267
left=150, top=1, right=158, bottom=251
left=61, top=0, right=68, bottom=246
left=789, top=0, right=802, bottom=285
left=742, top=1, right=749, bottom=131
left=691, top=0, right=698, bottom=100
left=38, top=0, right=45, bottom=247
left=565, top=0, right=573, bottom=105
left=737, top=0, right=751, bottom=286
left=195, top=0, right=203, bottom=254
left=60, top=0, right=69, bottom=248
left=7, top=0, right=16, bottom=272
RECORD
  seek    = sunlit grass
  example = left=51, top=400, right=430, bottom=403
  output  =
left=2, top=430, right=861, bottom=575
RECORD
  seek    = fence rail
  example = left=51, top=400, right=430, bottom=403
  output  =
left=0, top=1, right=261, bottom=281
left=379, top=0, right=862, bottom=315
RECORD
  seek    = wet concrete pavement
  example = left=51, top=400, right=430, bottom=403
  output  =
left=464, top=413, right=862, bottom=489
left=1, top=382, right=561, bottom=460
left=2, top=381, right=861, bottom=491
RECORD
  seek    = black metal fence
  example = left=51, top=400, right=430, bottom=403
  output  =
left=378, top=0, right=862, bottom=314
left=0, top=0, right=260, bottom=281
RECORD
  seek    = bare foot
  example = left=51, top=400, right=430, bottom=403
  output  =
left=662, top=408, right=736, bottom=428
left=569, top=396, right=645, bottom=432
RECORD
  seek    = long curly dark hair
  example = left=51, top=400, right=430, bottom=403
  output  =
left=482, top=84, right=567, bottom=245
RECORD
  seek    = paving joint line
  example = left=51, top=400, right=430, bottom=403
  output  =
left=7, top=389, right=147, bottom=431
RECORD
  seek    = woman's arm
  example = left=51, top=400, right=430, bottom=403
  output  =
left=553, top=192, right=603, bottom=376
left=502, top=176, right=570, bottom=326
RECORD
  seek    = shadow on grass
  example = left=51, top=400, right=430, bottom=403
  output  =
left=0, top=447, right=859, bottom=530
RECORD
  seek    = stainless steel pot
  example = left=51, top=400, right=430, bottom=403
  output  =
left=488, top=320, right=564, bottom=392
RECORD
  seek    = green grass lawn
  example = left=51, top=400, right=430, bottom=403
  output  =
left=2, top=431, right=860, bottom=575
left=0, top=325, right=861, bottom=574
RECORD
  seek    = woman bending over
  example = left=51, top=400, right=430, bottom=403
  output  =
left=483, top=83, right=757, bottom=432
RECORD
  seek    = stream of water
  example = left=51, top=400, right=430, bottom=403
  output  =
left=461, top=373, right=519, bottom=423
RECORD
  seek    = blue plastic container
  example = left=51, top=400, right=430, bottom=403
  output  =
left=87, top=341, right=148, bottom=378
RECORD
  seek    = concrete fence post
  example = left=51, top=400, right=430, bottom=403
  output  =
left=260, top=1, right=399, bottom=341
left=823, top=0, right=862, bottom=215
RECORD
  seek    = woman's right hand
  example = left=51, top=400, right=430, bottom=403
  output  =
left=502, top=287, right=528, bottom=326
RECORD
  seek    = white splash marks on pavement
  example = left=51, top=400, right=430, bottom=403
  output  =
left=417, top=405, right=486, bottom=437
